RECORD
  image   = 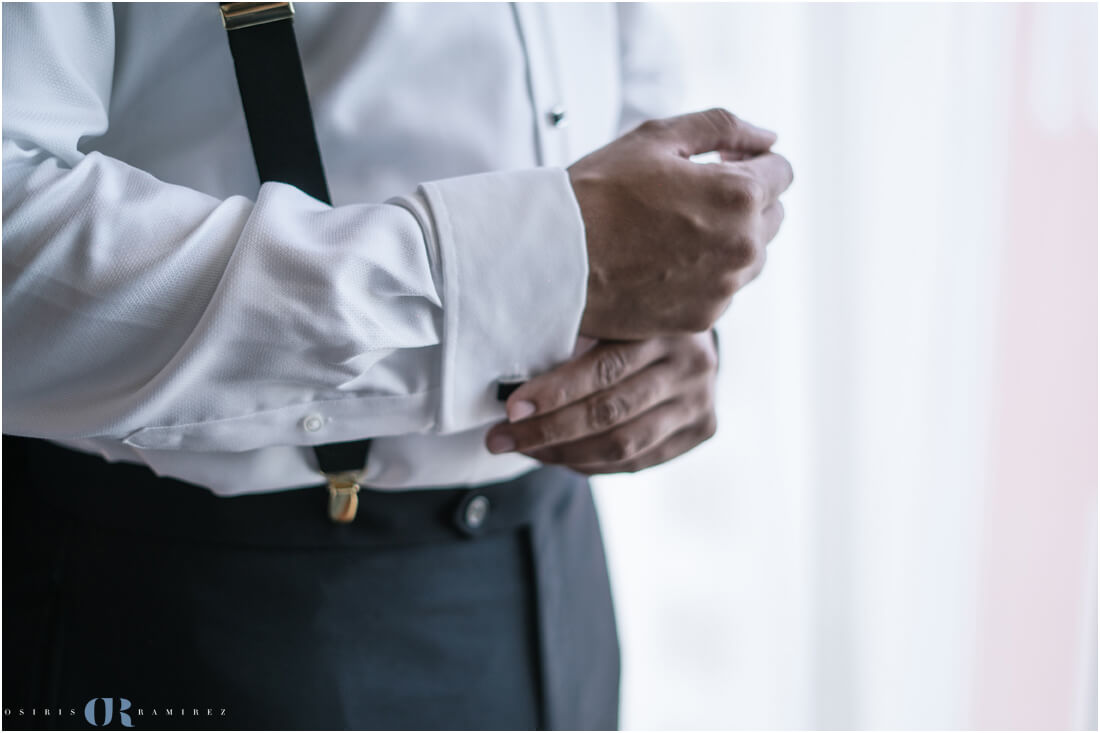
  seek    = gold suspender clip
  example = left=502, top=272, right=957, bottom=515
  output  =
left=219, top=2, right=294, bottom=32
left=325, top=472, right=361, bottom=524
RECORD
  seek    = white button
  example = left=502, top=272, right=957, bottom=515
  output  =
left=301, top=414, right=324, bottom=432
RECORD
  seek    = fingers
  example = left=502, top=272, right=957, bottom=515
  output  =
left=573, top=420, right=717, bottom=475
left=761, top=201, right=785, bottom=244
left=523, top=399, right=692, bottom=467
left=502, top=339, right=670, bottom=422
left=644, top=108, right=777, bottom=158
left=488, top=333, right=719, bottom=473
left=543, top=410, right=718, bottom=475
left=489, top=361, right=682, bottom=454
left=731, top=152, right=794, bottom=202
left=727, top=201, right=783, bottom=288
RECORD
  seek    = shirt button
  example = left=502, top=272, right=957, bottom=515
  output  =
left=301, top=414, right=324, bottom=432
left=547, top=105, right=568, bottom=127
left=464, top=495, right=490, bottom=531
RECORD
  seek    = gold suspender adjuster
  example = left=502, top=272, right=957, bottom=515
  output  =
left=326, top=473, right=360, bottom=524
left=219, top=2, right=294, bottom=32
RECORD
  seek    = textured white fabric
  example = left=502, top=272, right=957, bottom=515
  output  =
left=2, top=2, right=671, bottom=495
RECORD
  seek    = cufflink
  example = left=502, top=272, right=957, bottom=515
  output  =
left=496, top=377, right=526, bottom=402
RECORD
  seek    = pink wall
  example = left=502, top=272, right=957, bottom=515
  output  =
left=972, top=5, right=1098, bottom=729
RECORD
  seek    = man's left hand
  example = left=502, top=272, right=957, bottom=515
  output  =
left=485, top=332, right=719, bottom=475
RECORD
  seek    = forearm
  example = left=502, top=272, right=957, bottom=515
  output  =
left=3, top=141, right=443, bottom=446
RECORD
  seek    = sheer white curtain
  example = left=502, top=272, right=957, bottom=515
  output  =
left=592, top=4, right=1097, bottom=729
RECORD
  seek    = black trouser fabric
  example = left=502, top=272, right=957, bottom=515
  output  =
left=2, top=438, right=620, bottom=730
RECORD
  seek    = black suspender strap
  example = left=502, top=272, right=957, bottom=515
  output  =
left=221, top=2, right=329, bottom=202
left=220, top=2, right=369, bottom=523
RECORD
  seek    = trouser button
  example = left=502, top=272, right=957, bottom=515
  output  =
left=455, top=493, right=491, bottom=536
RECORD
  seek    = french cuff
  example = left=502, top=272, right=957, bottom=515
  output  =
left=409, top=168, right=588, bottom=434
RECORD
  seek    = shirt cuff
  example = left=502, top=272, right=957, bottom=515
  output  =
left=395, top=167, right=588, bottom=433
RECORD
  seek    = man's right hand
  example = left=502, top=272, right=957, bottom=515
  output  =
left=569, top=108, right=794, bottom=340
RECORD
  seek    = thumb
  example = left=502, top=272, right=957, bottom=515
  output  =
left=648, top=108, right=777, bottom=158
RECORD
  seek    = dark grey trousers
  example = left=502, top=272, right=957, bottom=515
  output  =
left=3, top=438, right=620, bottom=730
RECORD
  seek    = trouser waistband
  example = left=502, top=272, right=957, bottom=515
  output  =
left=5, top=436, right=573, bottom=549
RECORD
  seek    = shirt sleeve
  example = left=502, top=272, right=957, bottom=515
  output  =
left=1, top=3, right=588, bottom=453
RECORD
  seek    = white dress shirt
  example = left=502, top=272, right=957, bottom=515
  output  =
left=2, top=2, right=679, bottom=495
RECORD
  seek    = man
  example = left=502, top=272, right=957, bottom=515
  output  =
left=3, top=3, right=792, bottom=729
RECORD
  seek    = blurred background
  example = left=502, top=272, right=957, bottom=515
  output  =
left=592, top=3, right=1097, bottom=729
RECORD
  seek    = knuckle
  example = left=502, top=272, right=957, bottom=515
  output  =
left=535, top=446, right=560, bottom=464
left=695, top=382, right=717, bottom=412
left=551, top=385, right=571, bottom=410
left=726, top=234, right=759, bottom=270
left=604, top=432, right=636, bottom=463
left=528, top=420, right=560, bottom=447
left=635, top=381, right=660, bottom=411
left=637, top=117, right=669, bottom=137
left=595, top=348, right=628, bottom=389
left=587, top=395, right=628, bottom=430
left=779, top=155, right=795, bottom=185
left=753, top=245, right=769, bottom=274
left=689, top=344, right=719, bottom=374
left=700, top=412, right=718, bottom=440
left=727, top=176, right=765, bottom=211
left=715, top=272, right=740, bottom=300
left=704, top=107, right=739, bottom=132
left=619, top=460, right=645, bottom=475
left=740, top=246, right=767, bottom=285
left=680, top=308, right=714, bottom=334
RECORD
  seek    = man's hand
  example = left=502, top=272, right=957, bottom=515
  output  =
left=485, top=333, right=718, bottom=475
left=570, top=108, right=793, bottom=340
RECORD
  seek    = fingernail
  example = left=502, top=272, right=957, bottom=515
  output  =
left=508, top=400, right=537, bottom=422
left=487, top=434, right=516, bottom=454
